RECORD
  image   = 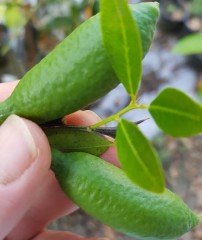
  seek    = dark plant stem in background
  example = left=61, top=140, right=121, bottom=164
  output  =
left=24, top=20, right=39, bottom=70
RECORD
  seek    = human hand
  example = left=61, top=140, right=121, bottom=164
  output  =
left=0, top=81, right=118, bottom=240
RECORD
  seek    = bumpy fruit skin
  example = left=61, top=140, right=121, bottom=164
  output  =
left=51, top=150, right=199, bottom=240
left=0, top=3, right=159, bottom=124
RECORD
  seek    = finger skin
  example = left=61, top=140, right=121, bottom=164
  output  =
left=0, top=81, right=19, bottom=102
left=0, top=82, right=75, bottom=240
left=7, top=110, right=117, bottom=240
left=33, top=231, right=84, bottom=240
left=0, top=117, right=51, bottom=239
left=33, top=230, right=108, bottom=240
left=63, top=110, right=101, bottom=126
left=0, top=82, right=118, bottom=240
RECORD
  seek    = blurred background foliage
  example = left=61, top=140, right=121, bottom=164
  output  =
left=0, top=0, right=201, bottom=80
left=0, top=0, right=99, bottom=77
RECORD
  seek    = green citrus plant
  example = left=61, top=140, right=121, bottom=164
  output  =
left=0, top=1, right=201, bottom=239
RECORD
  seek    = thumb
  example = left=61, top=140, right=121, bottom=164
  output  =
left=0, top=115, right=51, bottom=239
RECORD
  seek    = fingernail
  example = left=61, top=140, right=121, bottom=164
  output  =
left=90, top=238, right=110, bottom=240
left=96, top=238, right=110, bottom=240
left=0, top=115, right=37, bottom=184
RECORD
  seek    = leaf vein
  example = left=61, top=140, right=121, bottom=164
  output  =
left=151, top=105, right=202, bottom=121
left=120, top=122, right=157, bottom=186
left=113, top=0, right=133, bottom=93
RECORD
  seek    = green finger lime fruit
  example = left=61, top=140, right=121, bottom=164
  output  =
left=44, top=126, right=112, bottom=156
left=0, top=2, right=159, bottom=124
left=51, top=150, right=200, bottom=240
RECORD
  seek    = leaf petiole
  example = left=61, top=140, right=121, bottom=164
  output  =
left=90, top=102, right=148, bottom=130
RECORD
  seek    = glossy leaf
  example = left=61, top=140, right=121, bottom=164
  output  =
left=101, top=0, right=142, bottom=96
left=44, top=126, right=112, bottom=156
left=149, top=88, right=202, bottom=137
left=173, top=33, right=202, bottom=55
left=116, top=119, right=165, bottom=193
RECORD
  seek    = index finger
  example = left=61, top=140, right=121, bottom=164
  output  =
left=0, top=81, right=19, bottom=102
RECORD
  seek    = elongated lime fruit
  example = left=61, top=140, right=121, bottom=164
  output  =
left=0, top=2, right=159, bottom=124
left=44, top=126, right=112, bottom=156
left=51, top=150, right=200, bottom=240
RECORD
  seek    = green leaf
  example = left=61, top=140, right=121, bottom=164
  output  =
left=116, top=119, right=165, bottom=193
left=101, top=0, right=142, bottom=96
left=149, top=88, right=202, bottom=137
left=173, top=33, right=202, bottom=55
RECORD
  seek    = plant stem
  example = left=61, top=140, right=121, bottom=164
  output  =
left=41, top=119, right=147, bottom=138
left=90, top=102, right=148, bottom=130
